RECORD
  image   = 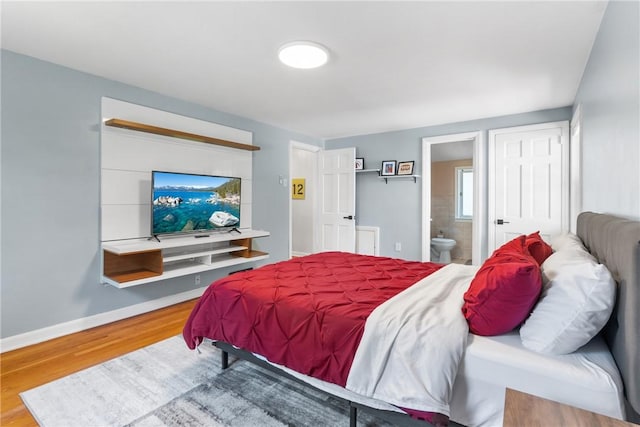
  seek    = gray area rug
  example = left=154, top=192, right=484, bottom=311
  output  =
left=21, top=336, right=393, bottom=427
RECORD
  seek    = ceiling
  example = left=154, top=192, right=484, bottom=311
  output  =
left=1, top=1, right=607, bottom=139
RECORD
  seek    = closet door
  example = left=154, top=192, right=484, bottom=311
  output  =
left=488, top=121, right=569, bottom=252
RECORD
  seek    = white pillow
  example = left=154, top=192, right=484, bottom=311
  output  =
left=541, top=234, right=596, bottom=288
left=549, top=232, right=592, bottom=254
left=520, top=235, right=616, bottom=355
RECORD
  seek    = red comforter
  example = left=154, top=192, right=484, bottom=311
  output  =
left=183, top=251, right=443, bottom=386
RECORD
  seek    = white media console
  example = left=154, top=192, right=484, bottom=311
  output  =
left=101, top=229, right=269, bottom=288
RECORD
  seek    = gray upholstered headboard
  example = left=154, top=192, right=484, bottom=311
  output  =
left=576, top=212, right=640, bottom=421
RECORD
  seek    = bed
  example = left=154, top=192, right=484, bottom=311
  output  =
left=183, top=212, right=640, bottom=426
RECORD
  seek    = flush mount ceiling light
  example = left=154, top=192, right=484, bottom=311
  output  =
left=278, top=41, right=329, bottom=69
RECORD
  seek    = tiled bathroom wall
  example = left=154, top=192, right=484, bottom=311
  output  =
left=431, top=159, right=473, bottom=263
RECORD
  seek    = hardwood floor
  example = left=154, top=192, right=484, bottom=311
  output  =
left=0, top=299, right=198, bottom=426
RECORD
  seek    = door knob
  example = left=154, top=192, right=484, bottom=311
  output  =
left=343, top=215, right=354, bottom=220
left=496, top=219, right=510, bottom=225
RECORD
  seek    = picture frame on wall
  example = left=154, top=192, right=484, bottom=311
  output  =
left=381, top=160, right=397, bottom=176
left=397, top=161, right=415, bottom=175
left=355, top=158, right=364, bottom=170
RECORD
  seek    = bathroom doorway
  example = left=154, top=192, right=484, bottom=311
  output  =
left=421, top=132, right=485, bottom=265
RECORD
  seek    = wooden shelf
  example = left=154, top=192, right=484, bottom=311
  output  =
left=229, top=237, right=268, bottom=258
left=103, top=249, right=163, bottom=283
left=104, top=118, right=260, bottom=151
left=356, top=169, right=381, bottom=174
left=232, top=249, right=269, bottom=258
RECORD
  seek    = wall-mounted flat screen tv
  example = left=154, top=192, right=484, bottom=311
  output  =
left=151, top=170, right=241, bottom=236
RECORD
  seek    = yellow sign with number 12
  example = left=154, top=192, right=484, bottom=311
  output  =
left=292, top=178, right=305, bottom=199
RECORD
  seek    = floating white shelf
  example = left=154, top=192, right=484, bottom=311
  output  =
left=356, top=168, right=420, bottom=183
left=379, top=174, right=421, bottom=183
left=101, top=229, right=269, bottom=288
left=161, top=245, right=248, bottom=263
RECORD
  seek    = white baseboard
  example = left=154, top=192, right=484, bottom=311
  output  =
left=0, top=288, right=206, bottom=353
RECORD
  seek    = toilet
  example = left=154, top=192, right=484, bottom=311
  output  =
left=431, top=238, right=456, bottom=263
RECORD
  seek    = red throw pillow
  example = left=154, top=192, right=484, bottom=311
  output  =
left=525, top=231, right=553, bottom=265
left=491, top=234, right=527, bottom=257
left=462, top=236, right=542, bottom=336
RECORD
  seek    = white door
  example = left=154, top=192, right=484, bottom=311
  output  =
left=319, top=148, right=356, bottom=252
left=488, top=121, right=569, bottom=252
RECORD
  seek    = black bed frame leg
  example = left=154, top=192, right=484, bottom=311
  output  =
left=349, top=404, right=357, bottom=427
left=221, top=350, right=229, bottom=369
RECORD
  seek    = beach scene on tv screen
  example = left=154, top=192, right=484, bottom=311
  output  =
left=152, top=172, right=240, bottom=234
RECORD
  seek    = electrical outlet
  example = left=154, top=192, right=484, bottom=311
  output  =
left=195, top=275, right=201, bottom=285
left=395, top=242, right=401, bottom=252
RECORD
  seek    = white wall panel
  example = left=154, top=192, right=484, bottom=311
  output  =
left=102, top=205, right=151, bottom=241
left=101, top=169, right=149, bottom=205
left=240, top=180, right=252, bottom=204
left=101, top=98, right=254, bottom=241
left=102, top=128, right=249, bottom=175
left=240, top=203, right=252, bottom=229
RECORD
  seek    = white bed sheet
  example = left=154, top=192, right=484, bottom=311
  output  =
left=449, top=331, right=625, bottom=426
left=256, top=263, right=626, bottom=427
left=347, top=263, right=473, bottom=415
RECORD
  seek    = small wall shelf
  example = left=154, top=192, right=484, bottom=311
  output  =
left=356, top=168, right=420, bottom=183
left=101, top=229, right=269, bottom=288
left=104, top=118, right=260, bottom=151
left=379, top=174, right=421, bottom=183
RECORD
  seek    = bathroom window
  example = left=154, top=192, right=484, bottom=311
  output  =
left=455, top=167, right=473, bottom=220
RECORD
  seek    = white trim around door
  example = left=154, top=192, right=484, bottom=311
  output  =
left=570, top=105, right=583, bottom=233
left=421, top=131, right=485, bottom=265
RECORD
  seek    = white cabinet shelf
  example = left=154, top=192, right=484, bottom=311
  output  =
left=162, top=245, right=248, bottom=263
left=101, top=229, right=269, bottom=288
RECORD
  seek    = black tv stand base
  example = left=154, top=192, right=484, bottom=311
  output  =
left=229, top=227, right=241, bottom=234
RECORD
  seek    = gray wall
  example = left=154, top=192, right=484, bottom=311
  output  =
left=574, top=0, right=639, bottom=220
left=325, top=107, right=572, bottom=261
left=0, top=50, right=321, bottom=339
